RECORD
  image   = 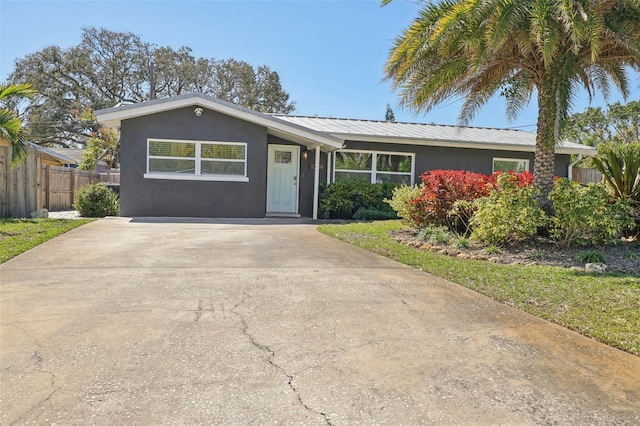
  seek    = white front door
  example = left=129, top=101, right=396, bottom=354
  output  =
left=267, top=145, right=299, bottom=214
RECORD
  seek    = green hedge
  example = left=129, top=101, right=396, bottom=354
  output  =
left=319, top=180, right=398, bottom=220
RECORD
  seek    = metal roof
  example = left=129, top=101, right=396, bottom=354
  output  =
left=48, top=148, right=84, bottom=164
left=26, top=142, right=76, bottom=165
left=272, top=116, right=595, bottom=155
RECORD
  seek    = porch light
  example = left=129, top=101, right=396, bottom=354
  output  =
left=302, top=150, right=309, bottom=160
left=194, top=107, right=203, bottom=117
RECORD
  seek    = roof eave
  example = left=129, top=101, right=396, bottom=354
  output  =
left=26, top=142, right=76, bottom=165
left=94, top=94, right=344, bottom=151
left=335, top=134, right=595, bottom=156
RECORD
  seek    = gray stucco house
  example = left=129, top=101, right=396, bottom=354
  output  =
left=94, top=93, right=594, bottom=219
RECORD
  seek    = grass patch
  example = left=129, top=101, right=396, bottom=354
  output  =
left=318, top=220, right=640, bottom=356
left=0, top=218, right=93, bottom=263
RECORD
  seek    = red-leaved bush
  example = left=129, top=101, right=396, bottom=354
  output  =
left=410, top=170, right=493, bottom=230
left=489, top=170, right=534, bottom=188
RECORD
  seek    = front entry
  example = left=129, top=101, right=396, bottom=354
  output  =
left=266, top=145, right=300, bottom=214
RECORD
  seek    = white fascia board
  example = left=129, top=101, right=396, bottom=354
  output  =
left=95, top=95, right=344, bottom=151
left=336, top=135, right=596, bottom=156
left=268, top=128, right=342, bottom=152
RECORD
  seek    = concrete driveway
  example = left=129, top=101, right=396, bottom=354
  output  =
left=1, top=218, right=639, bottom=425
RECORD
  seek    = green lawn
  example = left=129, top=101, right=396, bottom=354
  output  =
left=318, top=220, right=640, bottom=356
left=0, top=218, right=93, bottom=264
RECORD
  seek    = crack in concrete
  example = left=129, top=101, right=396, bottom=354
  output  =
left=231, top=294, right=332, bottom=425
left=9, top=354, right=59, bottom=426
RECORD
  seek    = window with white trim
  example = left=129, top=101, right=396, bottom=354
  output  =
left=492, top=158, right=529, bottom=173
left=333, top=150, right=414, bottom=184
left=145, top=139, right=248, bottom=181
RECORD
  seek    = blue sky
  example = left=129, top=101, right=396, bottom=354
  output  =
left=1, top=0, right=637, bottom=131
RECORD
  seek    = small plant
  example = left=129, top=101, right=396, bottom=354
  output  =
left=73, top=183, right=119, bottom=217
left=452, top=236, right=470, bottom=249
left=484, top=245, right=501, bottom=255
left=625, top=250, right=640, bottom=261
left=429, top=228, right=451, bottom=245
left=417, top=226, right=451, bottom=245
left=576, top=249, right=607, bottom=264
left=417, top=227, right=437, bottom=241
left=527, top=250, right=545, bottom=261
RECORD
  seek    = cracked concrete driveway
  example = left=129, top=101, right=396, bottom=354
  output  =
left=1, top=217, right=639, bottom=425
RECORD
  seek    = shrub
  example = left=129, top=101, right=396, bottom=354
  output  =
left=548, top=179, right=634, bottom=246
left=73, top=183, right=120, bottom=217
left=352, top=207, right=398, bottom=221
left=470, top=173, right=546, bottom=245
left=385, top=184, right=423, bottom=225
left=411, top=170, right=493, bottom=230
left=319, top=180, right=396, bottom=219
left=448, top=199, right=475, bottom=236
left=489, top=170, right=534, bottom=187
left=589, top=141, right=640, bottom=206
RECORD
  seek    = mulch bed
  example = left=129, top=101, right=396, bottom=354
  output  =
left=392, top=229, right=640, bottom=276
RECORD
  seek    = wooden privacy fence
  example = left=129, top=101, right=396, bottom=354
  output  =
left=1, top=145, right=120, bottom=217
left=40, top=166, right=120, bottom=211
left=41, top=166, right=100, bottom=211
left=572, top=167, right=603, bottom=185
left=1, top=145, right=39, bottom=218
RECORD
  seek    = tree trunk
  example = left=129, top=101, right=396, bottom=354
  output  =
left=533, top=84, right=557, bottom=215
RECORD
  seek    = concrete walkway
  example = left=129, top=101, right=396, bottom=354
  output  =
left=1, top=218, right=639, bottom=425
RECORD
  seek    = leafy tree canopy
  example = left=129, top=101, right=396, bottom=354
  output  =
left=563, top=101, right=640, bottom=146
left=8, top=27, right=296, bottom=148
left=79, top=127, right=119, bottom=170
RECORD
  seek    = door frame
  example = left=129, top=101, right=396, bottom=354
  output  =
left=266, top=144, right=300, bottom=215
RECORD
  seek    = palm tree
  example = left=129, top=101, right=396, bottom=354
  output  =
left=383, top=0, right=640, bottom=211
left=0, top=83, right=37, bottom=166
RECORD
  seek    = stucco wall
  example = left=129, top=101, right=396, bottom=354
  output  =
left=118, top=106, right=572, bottom=218
left=119, top=106, right=269, bottom=217
left=341, top=140, right=572, bottom=181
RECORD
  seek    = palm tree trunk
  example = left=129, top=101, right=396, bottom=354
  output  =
left=533, top=84, right=556, bottom=215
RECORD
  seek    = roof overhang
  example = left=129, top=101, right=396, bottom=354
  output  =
left=94, top=94, right=345, bottom=152
left=338, top=134, right=596, bottom=156
left=26, top=142, right=76, bottom=166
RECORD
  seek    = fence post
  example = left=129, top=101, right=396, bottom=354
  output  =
left=0, top=147, right=8, bottom=217
left=45, top=165, right=51, bottom=210
left=70, top=168, right=76, bottom=206
left=36, top=155, right=42, bottom=209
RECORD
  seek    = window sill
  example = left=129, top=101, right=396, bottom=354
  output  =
left=144, top=173, right=249, bottom=182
